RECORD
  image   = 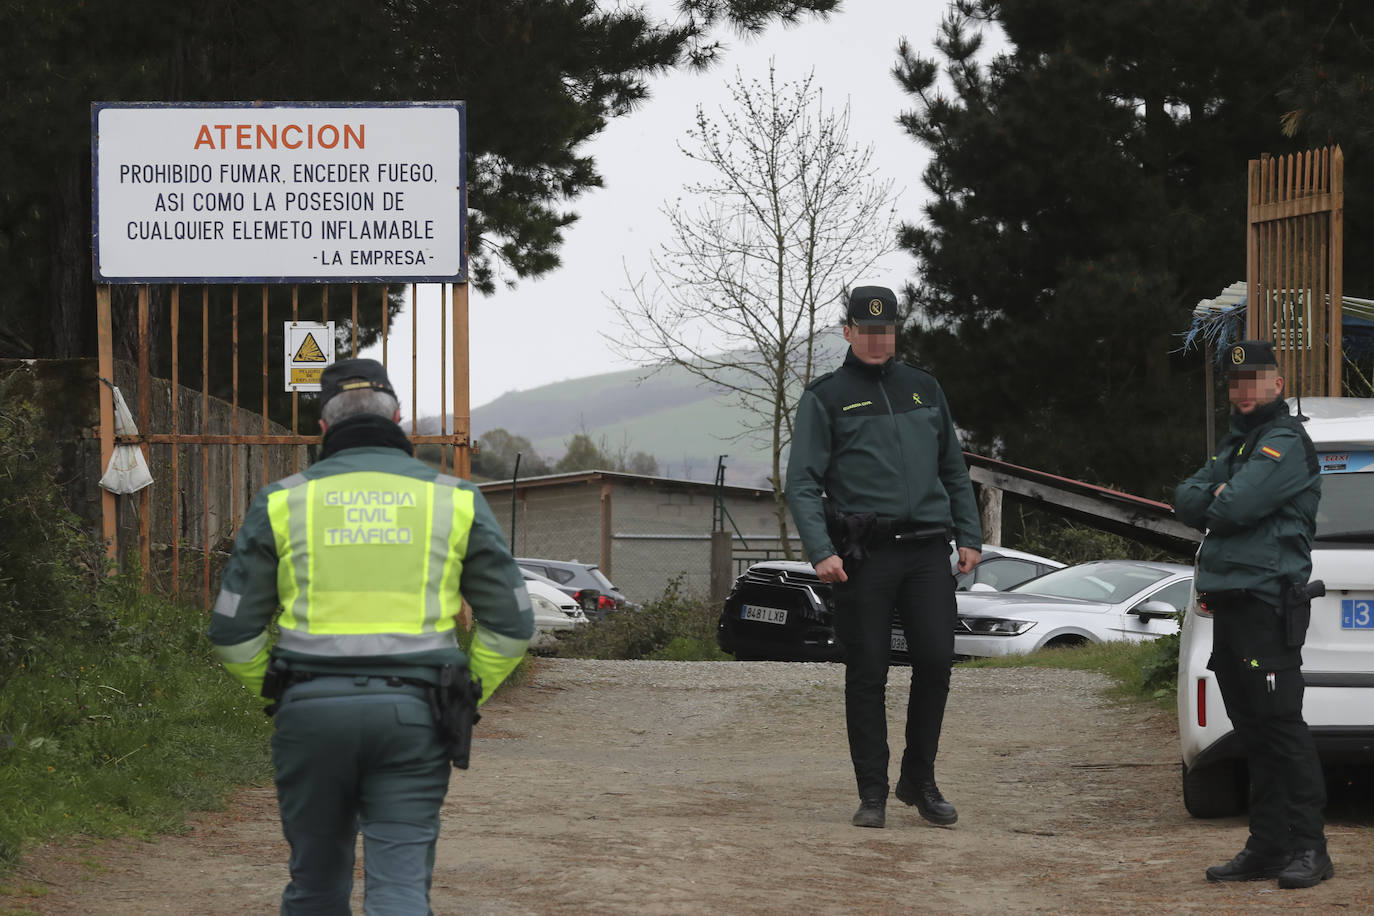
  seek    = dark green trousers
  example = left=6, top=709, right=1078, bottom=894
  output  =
left=1210, top=597, right=1326, bottom=855
left=271, top=676, right=452, bottom=915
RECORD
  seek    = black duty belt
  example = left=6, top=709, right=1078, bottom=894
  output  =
left=872, top=521, right=950, bottom=543
left=1198, top=589, right=1275, bottom=612
left=284, top=673, right=433, bottom=689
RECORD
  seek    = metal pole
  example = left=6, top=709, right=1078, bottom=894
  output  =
left=97, top=285, right=117, bottom=563
left=510, top=452, right=521, bottom=552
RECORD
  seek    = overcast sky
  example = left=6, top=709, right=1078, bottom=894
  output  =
left=373, top=0, right=964, bottom=419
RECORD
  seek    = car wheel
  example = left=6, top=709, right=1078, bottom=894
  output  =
left=1181, top=759, right=1247, bottom=818
left=1043, top=634, right=1088, bottom=649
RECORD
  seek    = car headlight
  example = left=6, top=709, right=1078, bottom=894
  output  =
left=962, top=616, right=1036, bottom=636
left=530, top=593, right=561, bottom=616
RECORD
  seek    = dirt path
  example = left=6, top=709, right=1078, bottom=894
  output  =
left=5, top=659, right=1372, bottom=915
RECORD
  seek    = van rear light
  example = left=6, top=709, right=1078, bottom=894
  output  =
left=1196, top=678, right=1207, bottom=727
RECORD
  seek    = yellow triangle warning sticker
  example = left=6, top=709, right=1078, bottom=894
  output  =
left=293, top=333, right=326, bottom=362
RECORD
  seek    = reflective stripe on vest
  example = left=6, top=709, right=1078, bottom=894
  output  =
left=266, top=470, right=476, bottom=653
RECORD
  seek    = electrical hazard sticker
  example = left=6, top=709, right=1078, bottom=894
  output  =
left=284, top=321, right=335, bottom=392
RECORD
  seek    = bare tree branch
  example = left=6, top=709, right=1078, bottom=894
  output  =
left=604, top=63, right=899, bottom=557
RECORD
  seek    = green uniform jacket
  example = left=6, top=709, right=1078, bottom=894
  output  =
left=1173, top=399, right=1320, bottom=607
left=208, top=436, right=533, bottom=705
left=786, top=349, right=982, bottom=565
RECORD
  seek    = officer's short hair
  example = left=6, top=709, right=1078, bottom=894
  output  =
left=322, top=387, right=400, bottom=426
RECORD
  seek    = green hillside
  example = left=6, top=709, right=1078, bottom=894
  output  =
left=529, top=390, right=775, bottom=486
left=461, top=339, right=846, bottom=486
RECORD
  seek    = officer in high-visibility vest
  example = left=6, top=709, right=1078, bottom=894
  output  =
left=209, top=357, right=533, bottom=914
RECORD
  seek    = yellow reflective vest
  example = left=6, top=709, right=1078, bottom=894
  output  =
left=209, top=439, right=533, bottom=705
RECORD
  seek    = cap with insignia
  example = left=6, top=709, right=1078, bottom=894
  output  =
left=319, top=357, right=396, bottom=407
left=1227, top=340, right=1279, bottom=373
left=847, top=285, right=898, bottom=326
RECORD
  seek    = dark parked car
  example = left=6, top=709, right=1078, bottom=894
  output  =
left=515, top=557, right=635, bottom=619
left=716, top=546, right=1065, bottom=662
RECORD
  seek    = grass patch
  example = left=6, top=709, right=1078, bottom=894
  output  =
left=0, top=575, right=274, bottom=879
left=956, top=637, right=1179, bottom=708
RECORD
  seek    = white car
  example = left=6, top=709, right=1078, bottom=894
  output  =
left=954, top=560, right=1193, bottom=658
left=952, top=544, right=1066, bottom=591
left=522, top=569, right=587, bottom=651
left=1178, top=397, right=1374, bottom=817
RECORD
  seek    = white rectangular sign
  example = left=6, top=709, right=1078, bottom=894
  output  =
left=93, top=102, right=466, bottom=283
left=284, top=321, right=335, bottom=391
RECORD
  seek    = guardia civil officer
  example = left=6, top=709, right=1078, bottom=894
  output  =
left=787, top=286, right=982, bottom=829
left=209, top=358, right=534, bottom=914
left=1174, top=340, right=1331, bottom=889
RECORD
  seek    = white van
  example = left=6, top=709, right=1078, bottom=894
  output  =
left=1177, top=397, right=1374, bottom=817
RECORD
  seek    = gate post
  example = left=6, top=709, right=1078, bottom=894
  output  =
left=710, top=530, right=733, bottom=602
left=978, top=485, right=1002, bottom=547
left=96, top=285, right=117, bottom=562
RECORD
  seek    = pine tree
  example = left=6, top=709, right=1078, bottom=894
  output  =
left=0, top=0, right=837, bottom=361
left=892, top=0, right=1370, bottom=496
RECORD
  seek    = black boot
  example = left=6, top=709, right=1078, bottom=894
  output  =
left=851, top=793, right=886, bottom=828
left=895, top=777, right=957, bottom=826
left=1277, top=849, right=1334, bottom=889
left=1204, top=848, right=1289, bottom=882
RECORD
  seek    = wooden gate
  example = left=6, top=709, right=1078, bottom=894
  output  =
left=1246, top=145, right=1344, bottom=395
left=96, top=282, right=471, bottom=607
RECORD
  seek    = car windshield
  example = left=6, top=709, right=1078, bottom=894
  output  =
left=1009, top=564, right=1170, bottom=602
left=1315, top=471, right=1374, bottom=541
left=588, top=567, right=616, bottom=591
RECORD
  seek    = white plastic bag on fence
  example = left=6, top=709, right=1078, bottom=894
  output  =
left=98, top=386, right=154, bottom=495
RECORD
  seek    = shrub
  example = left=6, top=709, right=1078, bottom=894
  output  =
left=1138, top=627, right=1182, bottom=698
left=1001, top=504, right=1191, bottom=566
left=557, top=576, right=725, bottom=660
left=0, top=373, right=108, bottom=687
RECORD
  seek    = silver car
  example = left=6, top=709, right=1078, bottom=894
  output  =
left=954, top=560, right=1193, bottom=658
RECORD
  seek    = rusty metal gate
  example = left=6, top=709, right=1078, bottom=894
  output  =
left=96, top=281, right=471, bottom=607
left=1246, top=145, right=1345, bottom=394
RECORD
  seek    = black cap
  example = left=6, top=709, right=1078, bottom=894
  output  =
left=847, top=285, right=898, bottom=325
left=1227, top=340, right=1279, bottom=373
left=319, top=358, right=396, bottom=406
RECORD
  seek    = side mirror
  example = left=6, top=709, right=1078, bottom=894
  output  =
left=1131, top=599, right=1177, bottom=620
left=967, top=582, right=999, bottom=593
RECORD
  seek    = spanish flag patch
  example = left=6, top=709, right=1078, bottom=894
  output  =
left=1260, top=445, right=1283, bottom=460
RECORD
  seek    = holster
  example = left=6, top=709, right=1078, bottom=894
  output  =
left=1281, top=579, right=1324, bottom=650
left=824, top=503, right=878, bottom=567
left=259, top=655, right=293, bottom=717
left=427, top=664, right=483, bottom=770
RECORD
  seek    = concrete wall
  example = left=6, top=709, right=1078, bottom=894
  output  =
left=482, top=474, right=796, bottom=603
left=494, top=481, right=602, bottom=569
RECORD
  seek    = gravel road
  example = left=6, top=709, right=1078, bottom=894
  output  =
left=5, top=659, right=1373, bottom=914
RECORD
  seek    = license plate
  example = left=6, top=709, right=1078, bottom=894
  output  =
left=741, top=604, right=787, bottom=625
left=1341, top=599, right=1374, bottom=629
left=891, top=629, right=908, bottom=653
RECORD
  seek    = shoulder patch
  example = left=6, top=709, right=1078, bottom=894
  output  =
left=1259, top=445, right=1282, bottom=460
